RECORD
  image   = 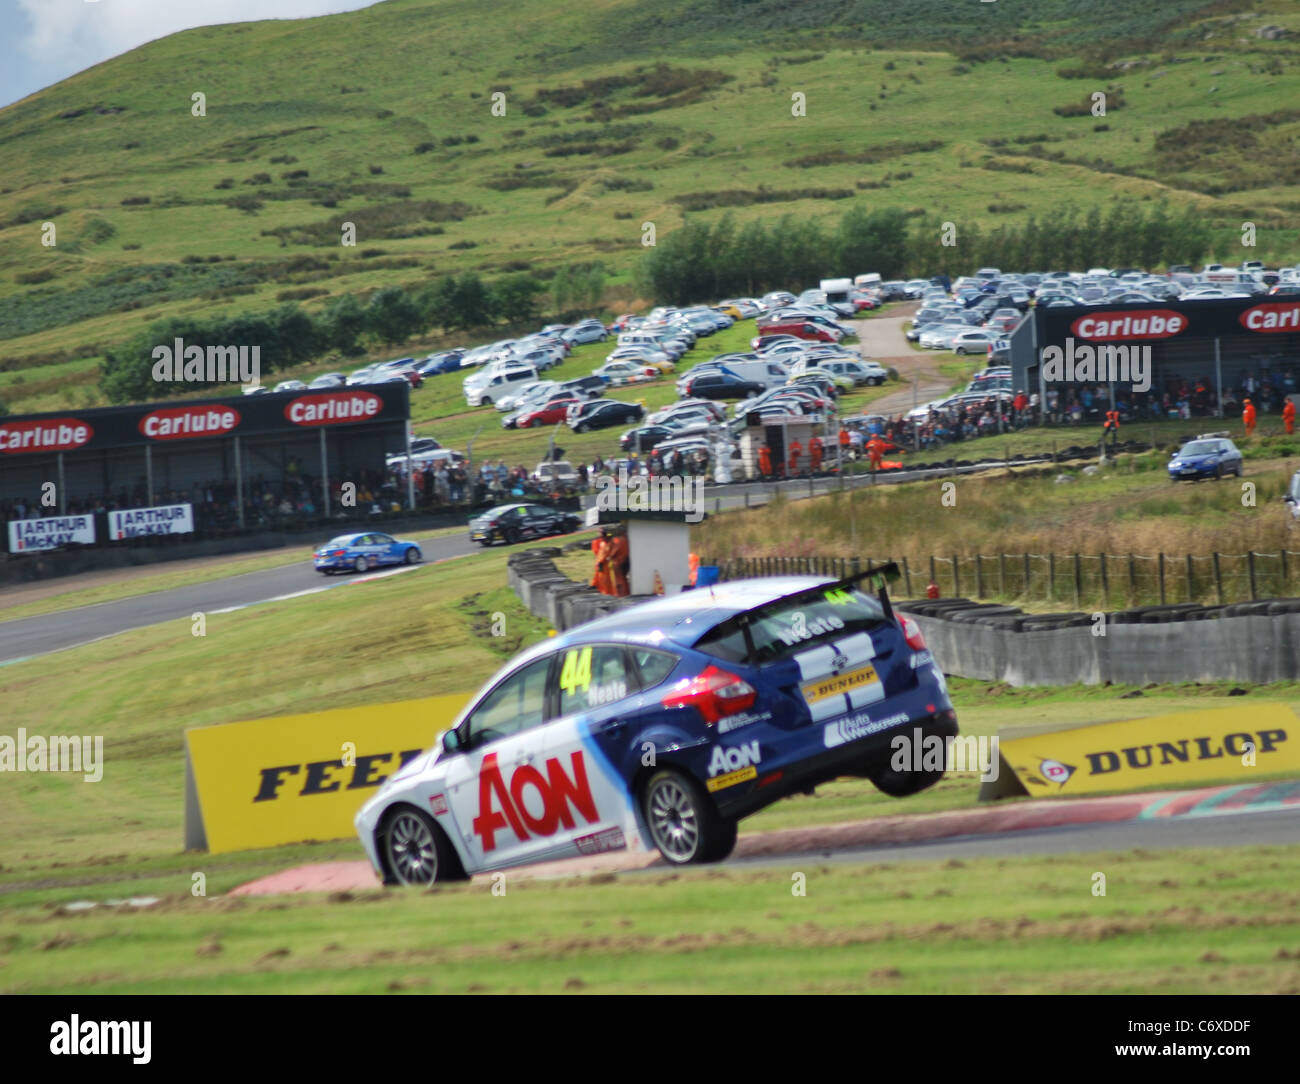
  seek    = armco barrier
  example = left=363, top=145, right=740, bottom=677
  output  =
left=896, top=598, right=1300, bottom=686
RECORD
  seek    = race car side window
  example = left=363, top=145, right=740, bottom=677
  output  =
left=630, top=647, right=679, bottom=691
left=556, top=644, right=635, bottom=715
left=463, top=655, right=554, bottom=747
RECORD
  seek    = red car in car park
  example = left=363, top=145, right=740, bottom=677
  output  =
left=516, top=395, right=581, bottom=428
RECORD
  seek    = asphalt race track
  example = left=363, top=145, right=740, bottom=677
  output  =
left=0, top=533, right=480, bottom=665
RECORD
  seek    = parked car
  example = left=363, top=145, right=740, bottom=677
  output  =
left=516, top=395, right=582, bottom=428
left=683, top=371, right=765, bottom=400
left=308, top=372, right=347, bottom=388
left=558, top=374, right=610, bottom=401
left=568, top=398, right=645, bottom=432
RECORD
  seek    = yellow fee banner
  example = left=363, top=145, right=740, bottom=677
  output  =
left=996, top=704, right=1300, bottom=798
left=184, top=693, right=471, bottom=854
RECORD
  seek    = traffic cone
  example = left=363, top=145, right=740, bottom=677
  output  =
left=653, top=570, right=665, bottom=596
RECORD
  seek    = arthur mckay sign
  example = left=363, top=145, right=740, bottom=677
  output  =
left=109, top=503, right=195, bottom=540
left=7, top=514, right=96, bottom=552
left=0, top=383, right=408, bottom=457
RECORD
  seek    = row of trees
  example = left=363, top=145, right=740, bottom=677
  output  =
left=101, top=264, right=607, bottom=404
left=638, top=204, right=1214, bottom=304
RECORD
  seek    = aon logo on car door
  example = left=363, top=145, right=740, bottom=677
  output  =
left=472, top=750, right=598, bottom=852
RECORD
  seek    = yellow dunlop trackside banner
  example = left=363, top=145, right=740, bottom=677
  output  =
left=996, top=705, right=1300, bottom=799
left=184, top=693, right=470, bottom=854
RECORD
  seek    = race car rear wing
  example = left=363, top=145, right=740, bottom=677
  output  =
left=701, top=561, right=901, bottom=664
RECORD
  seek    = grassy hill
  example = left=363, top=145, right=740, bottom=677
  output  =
left=4, top=0, right=1300, bottom=415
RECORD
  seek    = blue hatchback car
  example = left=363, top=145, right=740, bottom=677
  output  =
left=313, top=532, right=423, bottom=574
left=354, top=565, right=959, bottom=883
left=1167, top=437, right=1243, bottom=481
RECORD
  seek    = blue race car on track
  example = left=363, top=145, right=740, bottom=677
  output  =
left=354, top=564, right=959, bottom=883
left=313, top=531, right=423, bottom=574
left=1167, top=437, right=1243, bottom=482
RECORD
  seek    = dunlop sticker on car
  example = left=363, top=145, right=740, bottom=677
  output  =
left=801, top=663, right=879, bottom=706
left=707, top=765, right=757, bottom=792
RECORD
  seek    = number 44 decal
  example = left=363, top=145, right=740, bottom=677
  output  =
left=559, top=646, right=593, bottom=695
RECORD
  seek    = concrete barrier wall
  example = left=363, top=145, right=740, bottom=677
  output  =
left=510, top=555, right=1300, bottom=685
left=509, top=550, right=647, bottom=632
left=899, top=599, right=1300, bottom=686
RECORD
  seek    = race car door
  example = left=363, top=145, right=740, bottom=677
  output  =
left=440, top=653, right=562, bottom=873
left=537, top=643, right=645, bottom=859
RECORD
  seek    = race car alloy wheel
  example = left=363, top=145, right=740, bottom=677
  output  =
left=384, top=808, right=446, bottom=886
left=643, top=769, right=736, bottom=865
left=404, top=547, right=422, bottom=564
left=354, top=555, right=370, bottom=572
left=504, top=526, right=521, bottom=544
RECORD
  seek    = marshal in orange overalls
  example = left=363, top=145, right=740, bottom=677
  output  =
left=788, top=439, right=802, bottom=474
left=1284, top=398, right=1296, bottom=435
left=1243, top=399, right=1257, bottom=437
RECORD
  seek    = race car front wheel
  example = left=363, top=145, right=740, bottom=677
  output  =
left=382, top=807, right=464, bottom=886
left=642, top=769, right=736, bottom=865
left=404, top=547, right=421, bottom=564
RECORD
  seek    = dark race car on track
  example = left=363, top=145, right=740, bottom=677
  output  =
left=468, top=503, right=583, bottom=546
left=355, top=564, right=959, bottom=884
left=313, top=532, right=423, bottom=574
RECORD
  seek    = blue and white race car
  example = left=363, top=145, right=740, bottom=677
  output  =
left=313, top=531, right=423, bottom=574
left=355, top=565, right=958, bottom=883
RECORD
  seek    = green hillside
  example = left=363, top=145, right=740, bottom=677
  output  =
left=4, top=0, right=1300, bottom=414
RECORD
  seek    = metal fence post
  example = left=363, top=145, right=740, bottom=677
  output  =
left=1158, top=553, right=1166, bottom=605
left=975, top=554, right=984, bottom=599
left=1073, top=552, right=1082, bottom=609
left=952, top=554, right=961, bottom=597
left=1213, top=552, right=1223, bottom=605
left=1099, top=553, right=1108, bottom=609
left=1248, top=551, right=1258, bottom=601
left=902, top=556, right=913, bottom=597
left=1185, top=553, right=1194, bottom=604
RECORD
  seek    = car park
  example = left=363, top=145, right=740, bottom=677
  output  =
left=558, top=374, right=609, bottom=401
left=308, top=372, right=347, bottom=388
left=313, top=532, right=423, bottom=575
left=353, top=566, right=957, bottom=882
left=594, top=360, right=659, bottom=386
left=468, top=503, right=582, bottom=547
left=273, top=379, right=308, bottom=392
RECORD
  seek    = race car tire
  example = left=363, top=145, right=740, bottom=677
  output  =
left=575, top=422, right=588, bottom=433
left=381, top=806, right=466, bottom=887
left=504, top=526, right=521, bottom=545
left=869, top=761, right=945, bottom=798
left=354, top=556, right=370, bottom=573
left=405, top=547, right=421, bottom=564
left=642, top=769, right=735, bottom=865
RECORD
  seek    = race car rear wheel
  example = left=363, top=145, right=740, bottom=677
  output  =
left=642, top=769, right=736, bottom=865
left=868, top=761, right=945, bottom=798
left=354, top=555, right=370, bottom=573
left=382, top=807, right=463, bottom=886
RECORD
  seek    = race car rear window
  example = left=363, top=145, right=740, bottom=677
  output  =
left=694, top=586, right=887, bottom=665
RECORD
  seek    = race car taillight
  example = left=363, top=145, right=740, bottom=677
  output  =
left=331, top=549, right=347, bottom=557
left=661, top=664, right=756, bottom=725
left=898, top=613, right=927, bottom=651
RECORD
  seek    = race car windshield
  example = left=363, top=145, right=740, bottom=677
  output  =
left=1181, top=441, right=1222, bottom=455
left=694, top=586, right=887, bottom=665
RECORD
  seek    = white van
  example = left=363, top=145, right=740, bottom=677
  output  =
left=465, top=365, right=539, bottom=407
left=819, top=278, right=854, bottom=306
left=717, top=358, right=789, bottom=389
left=854, top=272, right=882, bottom=287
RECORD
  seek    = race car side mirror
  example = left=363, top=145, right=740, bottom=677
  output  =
left=442, top=729, right=462, bottom=754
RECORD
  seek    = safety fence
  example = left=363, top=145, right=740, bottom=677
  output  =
left=707, top=549, right=1300, bottom=609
